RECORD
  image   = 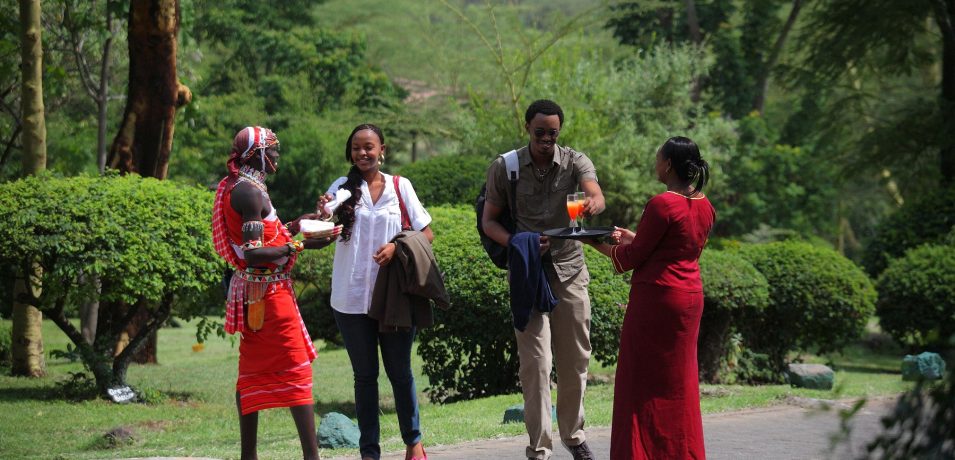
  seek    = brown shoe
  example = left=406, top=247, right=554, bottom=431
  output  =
left=567, top=441, right=595, bottom=460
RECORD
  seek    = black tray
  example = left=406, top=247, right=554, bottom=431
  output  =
left=541, top=226, right=614, bottom=240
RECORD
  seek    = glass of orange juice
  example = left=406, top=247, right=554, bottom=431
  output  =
left=566, top=193, right=580, bottom=232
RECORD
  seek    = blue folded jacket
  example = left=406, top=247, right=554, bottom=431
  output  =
left=508, top=232, right=558, bottom=331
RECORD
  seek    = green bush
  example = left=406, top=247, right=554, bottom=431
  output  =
left=0, top=173, right=223, bottom=392
left=291, top=246, right=341, bottom=345
left=0, top=320, right=11, bottom=368
left=737, top=241, right=876, bottom=372
left=863, top=189, right=955, bottom=277
left=698, top=249, right=770, bottom=383
left=876, top=244, right=955, bottom=349
left=418, top=205, right=630, bottom=403
left=395, top=155, right=489, bottom=207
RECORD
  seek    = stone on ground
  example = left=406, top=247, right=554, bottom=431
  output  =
left=502, top=403, right=557, bottom=424
left=318, top=412, right=360, bottom=449
left=901, top=352, right=946, bottom=381
left=786, top=363, right=834, bottom=390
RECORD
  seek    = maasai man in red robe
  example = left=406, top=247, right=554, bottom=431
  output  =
left=211, top=126, right=332, bottom=460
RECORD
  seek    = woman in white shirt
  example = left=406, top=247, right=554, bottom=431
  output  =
left=319, top=124, right=433, bottom=460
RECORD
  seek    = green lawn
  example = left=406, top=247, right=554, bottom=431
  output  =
left=0, top=318, right=912, bottom=459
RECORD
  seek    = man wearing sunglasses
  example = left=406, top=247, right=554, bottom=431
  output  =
left=482, top=99, right=606, bottom=460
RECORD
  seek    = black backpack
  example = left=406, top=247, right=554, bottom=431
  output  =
left=476, top=150, right=519, bottom=270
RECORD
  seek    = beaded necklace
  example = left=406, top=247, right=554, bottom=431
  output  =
left=237, top=165, right=267, bottom=192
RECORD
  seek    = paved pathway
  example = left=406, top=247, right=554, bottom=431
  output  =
left=325, top=396, right=896, bottom=460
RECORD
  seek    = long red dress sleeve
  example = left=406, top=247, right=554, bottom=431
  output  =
left=610, top=196, right=671, bottom=274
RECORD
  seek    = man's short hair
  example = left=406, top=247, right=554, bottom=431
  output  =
left=525, top=99, right=564, bottom=127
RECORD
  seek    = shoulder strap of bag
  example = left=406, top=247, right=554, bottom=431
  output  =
left=393, top=175, right=412, bottom=230
left=501, top=150, right=518, bottom=221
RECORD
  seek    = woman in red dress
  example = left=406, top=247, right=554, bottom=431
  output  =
left=586, top=136, right=715, bottom=459
left=211, top=126, right=332, bottom=460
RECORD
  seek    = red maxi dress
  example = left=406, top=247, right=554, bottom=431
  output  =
left=212, top=180, right=317, bottom=415
left=608, top=191, right=716, bottom=460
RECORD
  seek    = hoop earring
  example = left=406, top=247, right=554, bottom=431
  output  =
left=379, top=156, right=384, bottom=165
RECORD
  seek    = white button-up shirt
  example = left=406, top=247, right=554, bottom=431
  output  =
left=328, top=173, right=432, bottom=314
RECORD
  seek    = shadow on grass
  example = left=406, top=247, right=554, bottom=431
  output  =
left=0, top=385, right=62, bottom=401
left=835, top=364, right=901, bottom=375
left=315, top=399, right=401, bottom=417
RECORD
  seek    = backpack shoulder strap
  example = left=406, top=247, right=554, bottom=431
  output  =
left=393, top=175, right=412, bottom=230
left=499, top=149, right=519, bottom=221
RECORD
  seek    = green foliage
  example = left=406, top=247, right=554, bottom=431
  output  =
left=0, top=174, right=223, bottom=389
left=715, top=113, right=838, bottom=237
left=700, top=249, right=770, bottom=314
left=0, top=320, right=10, bottom=368
left=0, top=173, right=222, bottom=308
left=395, top=155, right=488, bottom=207
left=450, top=43, right=739, bottom=229
left=697, top=249, right=770, bottom=383
left=418, top=205, right=629, bottom=402
left=736, top=241, right=877, bottom=371
left=866, top=362, right=955, bottom=458
left=876, top=244, right=955, bottom=349
left=863, top=189, right=955, bottom=277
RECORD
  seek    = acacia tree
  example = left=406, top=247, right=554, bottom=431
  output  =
left=11, top=0, right=47, bottom=378
left=607, top=0, right=804, bottom=117
left=793, top=0, right=955, bottom=186
left=106, top=0, right=191, bottom=363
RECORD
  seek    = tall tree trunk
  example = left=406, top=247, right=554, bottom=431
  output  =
left=753, top=0, right=803, bottom=114
left=934, top=0, right=955, bottom=184
left=106, top=0, right=190, bottom=364
left=107, top=0, right=190, bottom=179
left=684, top=0, right=703, bottom=103
left=11, top=0, right=47, bottom=378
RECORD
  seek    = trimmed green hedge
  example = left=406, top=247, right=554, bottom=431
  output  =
left=698, top=249, right=769, bottom=383
left=876, top=243, right=955, bottom=349
left=863, top=189, right=955, bottom=277
left=737, top=241, right=876, bottom=372
left=395, top=155, right=488, bottom=207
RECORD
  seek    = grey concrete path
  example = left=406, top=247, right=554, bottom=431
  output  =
left=325, top=396, right=897, bottom=460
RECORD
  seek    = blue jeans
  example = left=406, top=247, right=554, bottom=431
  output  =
left=333, top=310, right=422, bottom=460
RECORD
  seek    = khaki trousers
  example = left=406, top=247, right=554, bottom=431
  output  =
left=516, top=266, right=591, bottom=460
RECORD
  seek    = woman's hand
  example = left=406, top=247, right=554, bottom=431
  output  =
left=612, top=226, right=635, bottom=245
left=316, top=193, right=335, bottom=220
left=373, top=242, right=397, bottom=266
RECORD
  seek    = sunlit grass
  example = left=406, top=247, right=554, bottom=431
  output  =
left=0, top=318, right=912, bottom=459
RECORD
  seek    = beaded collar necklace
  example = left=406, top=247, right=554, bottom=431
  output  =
left=237, top=165, right=267, bottom=192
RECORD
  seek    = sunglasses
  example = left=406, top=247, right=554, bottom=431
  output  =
left=533, top=128, right=559, bottom=138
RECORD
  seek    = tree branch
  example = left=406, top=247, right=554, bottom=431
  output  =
left=753, top=0, right=803, bottom=113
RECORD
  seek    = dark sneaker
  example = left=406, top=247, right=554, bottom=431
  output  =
left=568, top=441, right=595, bottom=460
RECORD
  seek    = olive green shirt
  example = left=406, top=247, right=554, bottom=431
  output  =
left=485, top=144, right=598, bottom=282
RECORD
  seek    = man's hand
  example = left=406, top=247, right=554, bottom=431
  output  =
left=303, top=236, right=334, bottom=250
left=539, top=235, right=551, bottom=254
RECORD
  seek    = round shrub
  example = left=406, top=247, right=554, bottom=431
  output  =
left=737, top=241, right=876, bottom=372
left=419, top=205, right=629, bottom=403
left=395, top=155, right=488, bottom=207
left=876, top=244, right=955, bottom=349
left=863, top=189, right=955, bottom=277
left=0, top=173, right=223, bottom=391
left=698, top=249, right=770, bottom=383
